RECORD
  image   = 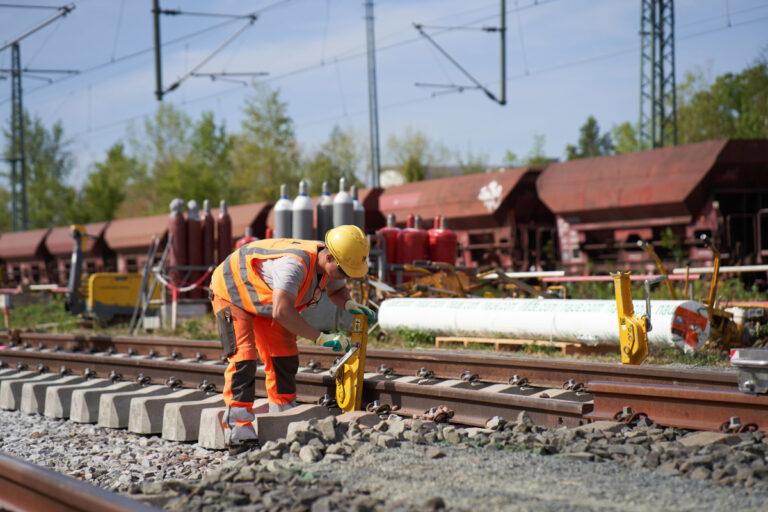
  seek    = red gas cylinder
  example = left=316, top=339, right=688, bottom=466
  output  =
left=397, top=214, right=429, bottom=265
left=216, top=200, right=233, bottom=264
left=428, top=216, right=458, bottom=265
left=202, top=200, right=215, bottom=267
left=377, top=213, right=400, bottom=266
left=187, top=200, right=203, bottom=297
left=168, top=198, right=188, bottom=285
left=235, top=226, right=257, bottom=249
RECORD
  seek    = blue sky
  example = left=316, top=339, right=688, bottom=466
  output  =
left=1, top=0, right=766, bottom=187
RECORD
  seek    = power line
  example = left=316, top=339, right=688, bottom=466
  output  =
left=0, top=0, right=294, bottom=105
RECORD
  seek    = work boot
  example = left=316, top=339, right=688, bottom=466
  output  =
left=268, top=400, right=297, bottom=413
left=224, top=406, right=259, bottom=455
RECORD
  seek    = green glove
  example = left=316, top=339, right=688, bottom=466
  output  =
left=344, top=299, right=377, bottom=324
left=316, top=332, right=351, bottom=353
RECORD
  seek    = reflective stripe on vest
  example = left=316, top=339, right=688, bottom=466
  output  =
left=213, top=239, right=324, bottom=316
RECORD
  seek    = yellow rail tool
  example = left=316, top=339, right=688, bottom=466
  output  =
left=612, top=272, right=666, bottom=365
left=329, top=314, right=369, bottom=412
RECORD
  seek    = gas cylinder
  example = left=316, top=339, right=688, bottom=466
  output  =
left=292, top=179, right=314, bottom=240
left=168, top=198, right=188, bottom=285
left=202, top=199, right=215, bottom=267
left=235, top=226, right=257, bottom=249
left=333, top=177, right=354, bottom=228
left=397, top=213, right=429, bottom=265
left=316, top=181, right=333, bottom=241
left=186, top=200, right=203, bottom=297
left=351, top=185, right=365, bottom=231
left=217, top=200, right=233, bottom=263
left=428, top=216, right=458, bottom=265
left=377, top=213, right=400, bottom=267
left=274, top=184, right=293, bottom=238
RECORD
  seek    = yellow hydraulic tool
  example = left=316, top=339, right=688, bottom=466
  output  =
left=612, top=272, right=667, bottom=365
left=637, top=240, right=677, bottom=299
left=699, top=235, right=743, bottom=347
left=330, top=314, right=369, bottom=412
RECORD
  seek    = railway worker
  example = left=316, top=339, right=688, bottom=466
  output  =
left=209, top=225, right=376, bottom=452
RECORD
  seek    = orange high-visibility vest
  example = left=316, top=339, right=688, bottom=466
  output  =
left=210, top=239, right=328, bottom=316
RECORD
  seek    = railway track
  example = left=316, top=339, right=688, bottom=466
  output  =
left=0, top=453, right=155, bottom=512
left=0, top=330, right=766, bottom=434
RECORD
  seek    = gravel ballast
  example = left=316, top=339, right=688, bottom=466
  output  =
left=2, top=409, right=768, bottom=511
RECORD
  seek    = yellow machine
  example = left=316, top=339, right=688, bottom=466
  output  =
left=330, top=314, right=369, bottom=412
left=87, top=273, right=160, bottom=322
left=699, top=235, right=743, bottom=348
left=638, top=240, right=678, bottom=299
left=611, top=272, right=667, bottom=365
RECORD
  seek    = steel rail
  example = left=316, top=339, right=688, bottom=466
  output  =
left=0, top=453, right=157, bottom=512
left=0, top=348, right=589, bottom=428
left=588, top=381, right=768, bottom=432
left=1, top=331, right=738, bottom=391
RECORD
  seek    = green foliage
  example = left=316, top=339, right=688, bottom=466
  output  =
left=525, top=134, right=550, bottom=166
left=565, top=116, right=614, bottom=160
left=302, top=125, right=361, bottom=194
left=611, top=122, right=644, bottom=154
left=6, top=297, right=79, bottom=332
left=396, top=328, right=435, bottom=348
left=457, top=147, right=488, bottom=175
left=81, top=143, right=141, bottom=222
left=658, top=227, right=684, bottom=266
left=231, top=84, right=300, bottom=203
left=0, top=186, right=10, bottom=231
left=503, top=150, right=520, bottom=167
left=386, top=126, right=450, bottom=182
left=648, top=345, right=727, bottom=367
left=2, top=111, right=77, bottom=228
left=402, top=155, right=425, bottom=183
left=677, top=62, right=768, bottom=143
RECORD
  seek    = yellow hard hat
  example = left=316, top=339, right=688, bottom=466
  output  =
left=325, top=225, right=369, bottom=278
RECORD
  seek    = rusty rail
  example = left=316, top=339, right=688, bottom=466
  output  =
left=588, top=381, right=768, bottom=432
left=0, top=347, right=589, bottom=428
left=0, top=330, right=738, bottom=390
left=0, top=453, right=157, bottom=512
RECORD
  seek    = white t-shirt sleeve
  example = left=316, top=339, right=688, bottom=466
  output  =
left=259, top=257, right=307, bottom=298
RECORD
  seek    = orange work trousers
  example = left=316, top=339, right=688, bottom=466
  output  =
left=211, top=295, right=299, bottom=408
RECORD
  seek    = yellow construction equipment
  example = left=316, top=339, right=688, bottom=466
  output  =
left=699, top=235, right=743, bottom=347
left=611, top=272, right=666, bottom=365
left=638, top=240, right=677, bottom=299
left=87, top=273, right=160, bottom=322
left=330, top=314, right=368, bottom=412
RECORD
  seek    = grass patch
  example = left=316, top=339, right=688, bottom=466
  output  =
left=647, top=345, right=729, bottom=367
left=5, top=296, right=80, bottom=332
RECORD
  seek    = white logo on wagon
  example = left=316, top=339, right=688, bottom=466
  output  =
left=478, top=180, right=503, bottom=212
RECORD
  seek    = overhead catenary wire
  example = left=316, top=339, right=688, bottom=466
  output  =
left=49, top=1, right=768, bottom=149
left=0, top=0, right=294, bottom=105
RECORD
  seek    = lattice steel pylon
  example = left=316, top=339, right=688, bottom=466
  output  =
left=639, top=0, right=677, bottom=149
left=9, top=43, right=27, bottom=231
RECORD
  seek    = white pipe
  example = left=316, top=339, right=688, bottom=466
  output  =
left=379, top=298, right=711, bottom=352
left=479, top=270, right=566, bottom=280
left=672, top=265, right=768, bottom=274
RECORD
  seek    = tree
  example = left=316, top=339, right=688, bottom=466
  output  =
left=3, top=111, right=76, bottom=228
left=565, top=116, right=614, bottom=160
left=302, top=125, right=361, bottom=195
left=81, top=143, right=142, bottom=222
left=121, top=106, right=234, bottom=216
left=525, top=134, right=550, bottom=166
left=457, top=147, right=488, bottom=175
left=503, top=150, right=520, bottom=167
left=231, top=84, right=300, bottom=203
left=677, top=61, right=768, bottom=143
left=0, top=186, right=10, bottom=231
left=386, top=127, right=451, bottom=182
left=611, top=122, right=642, bottom=154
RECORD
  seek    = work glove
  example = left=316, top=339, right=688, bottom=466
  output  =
left=344, top=299, right=377, bottom=324
left=316, top=332, right=351, bottom=353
